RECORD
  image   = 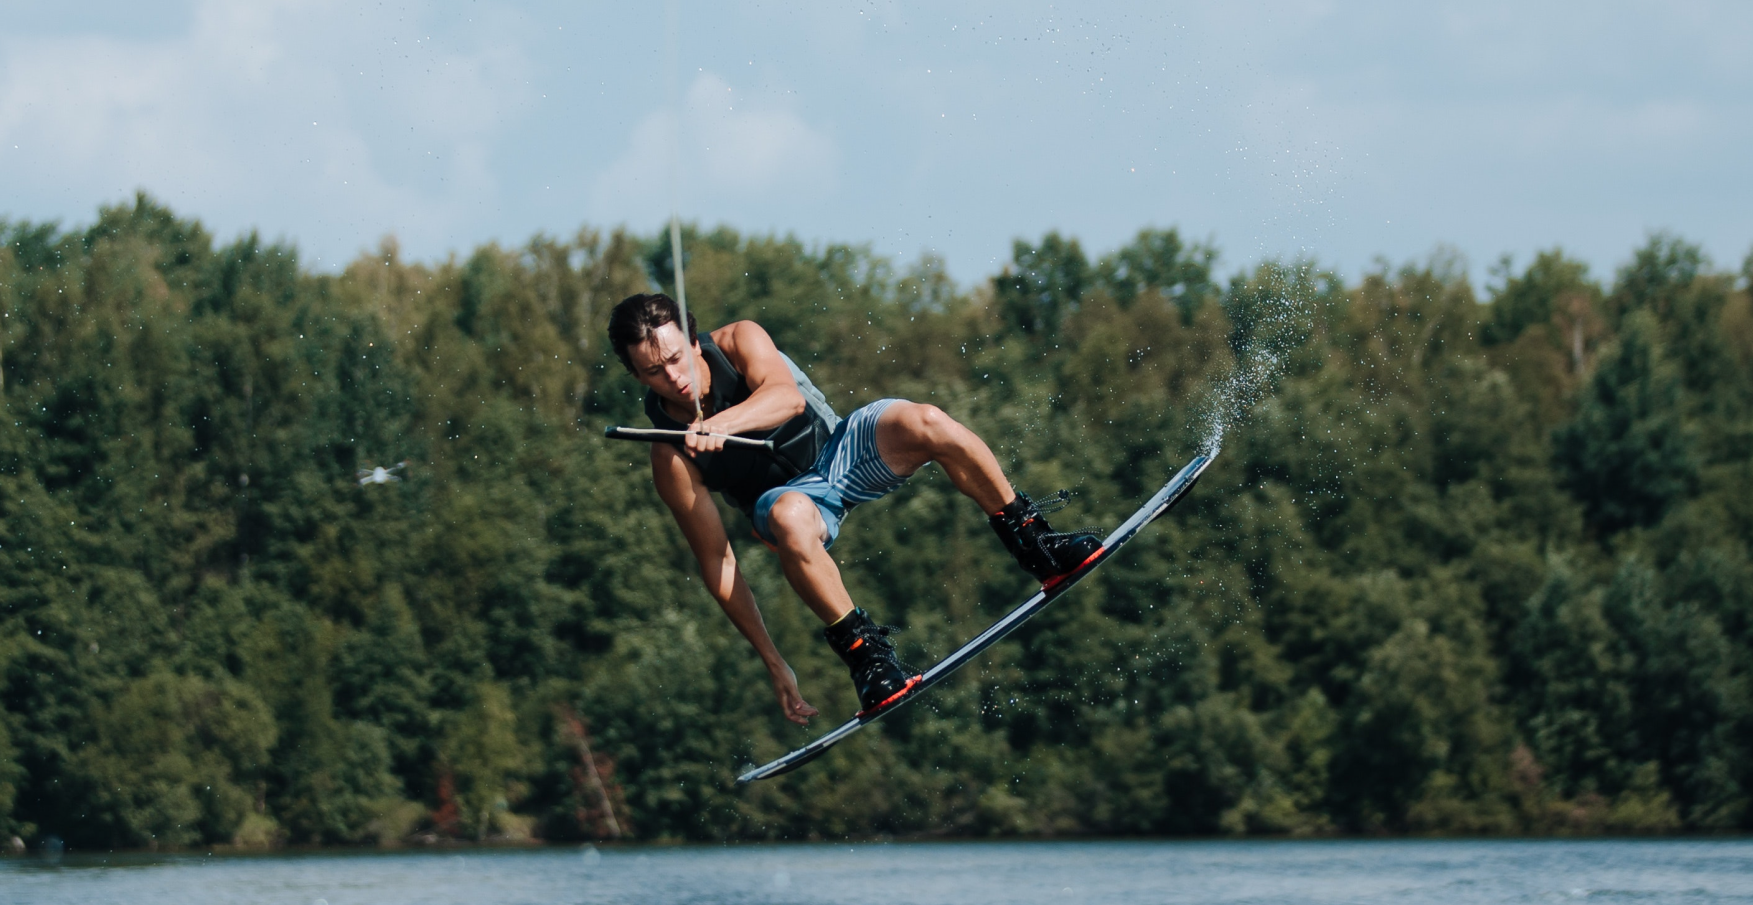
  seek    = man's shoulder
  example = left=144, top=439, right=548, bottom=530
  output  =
left=709, top=320, right=783, bottom=366
left=708, top=319, right=768, bottom=347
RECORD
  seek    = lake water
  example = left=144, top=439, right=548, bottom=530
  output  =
left=3, top=838, right=1751, bottom=904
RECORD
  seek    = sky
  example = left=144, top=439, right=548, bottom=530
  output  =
left=1, top=1, right=1749, bottom=293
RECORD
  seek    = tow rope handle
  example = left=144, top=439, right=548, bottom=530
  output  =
left=603, top=426, right=801, bottom=477
left=603, top=425, right=775, bottom=451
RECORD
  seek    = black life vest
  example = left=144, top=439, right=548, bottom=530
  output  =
left=644, top=333, right=838, bottom=517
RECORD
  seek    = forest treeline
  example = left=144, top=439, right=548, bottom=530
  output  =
left=0, top=194, right=1749, bottom=849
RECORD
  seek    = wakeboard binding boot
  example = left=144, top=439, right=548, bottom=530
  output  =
left=823, top=608, right=919, bottom=714
left=990, top=490, right=1104, bottom=585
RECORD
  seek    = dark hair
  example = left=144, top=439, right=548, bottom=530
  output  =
left=607, top=293, right=698, bottom=372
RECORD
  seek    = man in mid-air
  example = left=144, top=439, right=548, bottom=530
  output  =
left=608, top=293, right=1101, bottom=722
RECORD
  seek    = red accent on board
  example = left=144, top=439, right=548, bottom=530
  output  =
left=1041, top=546, right=1106, bottom=591
left=856, top=674, right=924, bottom=718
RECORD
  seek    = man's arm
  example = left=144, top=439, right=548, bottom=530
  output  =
left=649, top=442, right=819, bottom=725
left=684, top=321, right=806, bottom=455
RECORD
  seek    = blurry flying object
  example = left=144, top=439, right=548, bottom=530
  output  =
left=357, top=461, right=407, bottom=486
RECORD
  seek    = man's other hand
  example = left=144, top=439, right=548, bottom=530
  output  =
left=768, top=662, right=819, bottom=725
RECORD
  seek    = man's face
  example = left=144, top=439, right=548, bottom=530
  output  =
left=627, top=321, right=702, bottom=407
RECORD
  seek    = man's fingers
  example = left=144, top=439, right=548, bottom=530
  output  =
left=770, top=664, right=816, bottom=724
left=780, top=690, right=817, bottom=724
left=683, top=424, right=728, bottom=456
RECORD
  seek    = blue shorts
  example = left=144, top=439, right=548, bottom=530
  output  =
left=752, top=399, right=910, bottom=549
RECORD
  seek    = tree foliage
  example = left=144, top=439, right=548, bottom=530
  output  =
left=0, top=197, right=1749, bottom=847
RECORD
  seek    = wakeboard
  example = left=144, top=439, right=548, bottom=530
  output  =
left=736, top=448, right=1219, bottom=783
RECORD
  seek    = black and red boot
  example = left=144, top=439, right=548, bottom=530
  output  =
left=989, top=490, right=1104, bottom=584
left=823, top=608, right=919, bottom=714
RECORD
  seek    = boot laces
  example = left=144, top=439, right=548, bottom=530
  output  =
left=1022, top=489, right=1102, bottom=547
left=855, top=620, right=899, bottom=642
left=1026, top=489, right=1074, bottom=516
left=852, top=621, right=913, bottom=675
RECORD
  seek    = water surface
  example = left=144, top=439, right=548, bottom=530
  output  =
left=4, top=838, right=1750, bottom=904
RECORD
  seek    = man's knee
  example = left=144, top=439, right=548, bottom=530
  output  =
left=892, top=401, right=957, bottom=444
left=767, top=492, right=824, bottom=549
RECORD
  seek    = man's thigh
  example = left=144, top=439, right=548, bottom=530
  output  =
left=874, top=399, right=933, bottom=476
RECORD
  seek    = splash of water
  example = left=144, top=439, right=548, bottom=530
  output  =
left=1198, top=347, right=1282, bottom=456
left=1193, top=265, right=1318, bottom=455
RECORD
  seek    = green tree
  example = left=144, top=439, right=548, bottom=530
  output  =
left=995, top=232, right=1089, bottom=337
left=64, top=673, right=275, bottom=848
left=0, top=696, right=23, bottom=838
left=1095, top=227, right=1219, bottom=319
left=1482, top=250, right=1601, bottom=351
left=438, top=681, right=531, bottom=840
left=1553, top=310, right=1698, bottom=535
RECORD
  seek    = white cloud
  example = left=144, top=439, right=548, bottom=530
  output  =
left=590, top=71, right=837, bottom=226
left=0, top=0, right=531, bottom=264
left=687, top=72, right=836, bottom=194
left=588, top=108, right=677, bottom=224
